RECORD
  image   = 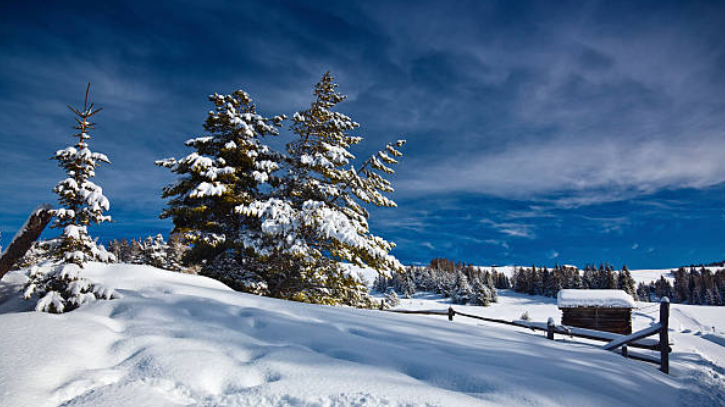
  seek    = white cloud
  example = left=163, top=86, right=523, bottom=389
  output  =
left=480, top=219, right=536, bottom=239
left=380, top=3, right=725, bottom=207
left=421, top=242, right=435, bottom=250
left=484, top=239, right=510, bottom=250
left=582, top=216, right=630, bottom=234
left=399, top=134, right=725, bottom=206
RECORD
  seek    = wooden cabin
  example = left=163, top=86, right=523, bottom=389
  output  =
left=557, top=289, right=636, bottom=335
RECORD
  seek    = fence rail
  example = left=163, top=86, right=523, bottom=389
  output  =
left=383, top=297, right=672, bottom=374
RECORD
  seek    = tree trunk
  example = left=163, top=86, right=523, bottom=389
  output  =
left=0, top=204, right=53, bottom=279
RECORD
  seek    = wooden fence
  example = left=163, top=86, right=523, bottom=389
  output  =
left=384, top=297, right=672, bottom=374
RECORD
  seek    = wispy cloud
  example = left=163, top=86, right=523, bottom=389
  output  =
left=399, top=135, right=725, bottom=206
left=484, top=239, right=510, bottom=250
left=480, top=219, right=536, bottom=239
left=380, top=2, right=725, bottom=206
left=1, top=0, right=724, bottom=267
left=581, top=216, right=631, bottom=234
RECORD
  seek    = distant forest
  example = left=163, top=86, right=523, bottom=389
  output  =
left=373, top=258, right=510, bottom=307
left=637, top=267, right=725, bottom=306
left=504, top=263, right=724, bottom=306
left=510, top=263, right=637, bottom=298
left=375, top=258, right=725, bottom=307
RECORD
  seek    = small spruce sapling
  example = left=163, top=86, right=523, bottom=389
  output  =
left=23, top=84, right=119, bottom=313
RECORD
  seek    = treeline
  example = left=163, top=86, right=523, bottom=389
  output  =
left=106, top=234, right=188, bottom=271
left=511, top=263, right=638, bottom=299
left=373, top=258, right=511, bottom=307
left=18, top=234, right=189, bottom=272
left=637, top=267, right=725, bottom=306
left=702, top=260, right=725, bottom=267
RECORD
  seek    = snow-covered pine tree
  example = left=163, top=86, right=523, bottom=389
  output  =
left=129, top=239, right=144, bottom=264
left=23, top=84, right=119, bottom=313
left=236, top=72, right=405, bottom=306
left=531, top=266, right=542, bottom=295
left=49, top=84, right=113, bottom=265
left=166, top=233, right=188, bottom=271
left=14, top=239, right=61, bottom=268
left=400, top=272, right=416, bottom=298
left=470, top=277, right=489, bottom=306
left=485, top=272, right=499, bottom=303
left=107, top=239, right=122, bottom=262
left=372, top=273, right=386, bottom=292
left=453, top=270, right=473, bottom=304
left=384, top=287, right=400, bottom=308
left=618, top=266, right=637, bottom=298
left=142, top=234, right=168, bottom=269
left=157, top=90, right=284, bottom=292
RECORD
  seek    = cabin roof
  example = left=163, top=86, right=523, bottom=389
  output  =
left=557, top=289, right=636, bottom=309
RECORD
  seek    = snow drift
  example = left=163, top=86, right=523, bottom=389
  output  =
left=0, top=263, right=707, bottom=406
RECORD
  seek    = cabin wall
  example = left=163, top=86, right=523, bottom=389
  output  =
left=561, top=308, right=632, bottom=335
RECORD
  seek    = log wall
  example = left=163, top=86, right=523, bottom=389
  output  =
left=560, top=307, right=632, bottom=335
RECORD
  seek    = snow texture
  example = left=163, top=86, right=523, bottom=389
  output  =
left=2, top=263, right=722, bottom=406
left=388, top=283, right=725, bottom=406
left=557, top=289, right=636, bottom=308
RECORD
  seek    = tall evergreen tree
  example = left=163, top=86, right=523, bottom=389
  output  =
left=236, top=72, right=405, bottom=306
left=157, top=90, right=284, bottom=292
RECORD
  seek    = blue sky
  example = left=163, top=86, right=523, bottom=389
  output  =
left=1, top=0, right=724, bottom=268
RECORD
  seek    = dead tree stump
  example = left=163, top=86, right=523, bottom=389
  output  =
left=0, top=204, right=53, bottom=280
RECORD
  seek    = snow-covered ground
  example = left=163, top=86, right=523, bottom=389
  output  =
left=630, top=268, right=677, bottom=283
left=0, top=263, right=723, bottom=406
left=388, top=287, right=725, bottom=406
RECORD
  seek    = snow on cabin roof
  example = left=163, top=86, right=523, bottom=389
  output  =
left=557, top=289, right=636, bottom=309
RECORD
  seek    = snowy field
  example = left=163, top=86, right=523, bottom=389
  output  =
left=0, top=264, right=724, bottom=406
left=383, top=266, right=725, bottom=407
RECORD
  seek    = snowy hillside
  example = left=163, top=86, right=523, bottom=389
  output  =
left=1, top=263, right=720, bottom=406
left=389, top=289, right=725, bottom=406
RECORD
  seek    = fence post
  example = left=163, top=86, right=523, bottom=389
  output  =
left=448, top=306, right=454, bottom=321
left=660, top=297, right=670, bottom=374
left=547, top=317, right=555, bottom=340
left=622, top=344, right=628, bottom=358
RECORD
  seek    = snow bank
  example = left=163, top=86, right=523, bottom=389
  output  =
left=0, top=263, right=693, bottom=407
left=557, top=289, right=636, bottom=308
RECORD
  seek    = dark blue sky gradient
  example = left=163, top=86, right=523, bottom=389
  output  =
left=1, top=0, right=724, bottom=268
